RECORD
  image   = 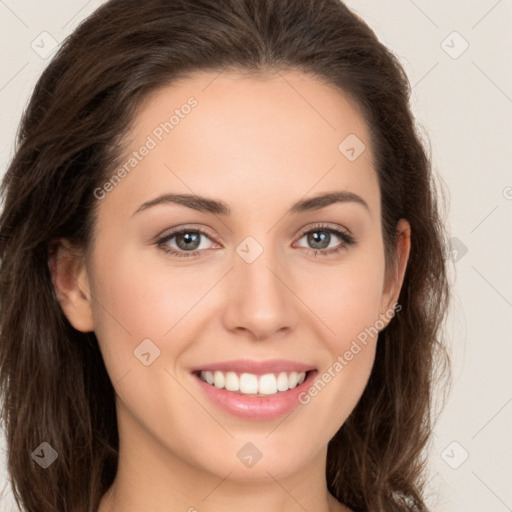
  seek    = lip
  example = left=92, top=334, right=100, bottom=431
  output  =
left=189, top=358, right=316, bottom=375
left=190, top=361, right=317, bottom=420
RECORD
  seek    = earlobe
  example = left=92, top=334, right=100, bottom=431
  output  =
left=48, top=239, right=94, bottom=333
left=380, top=219, right=411, bottom=319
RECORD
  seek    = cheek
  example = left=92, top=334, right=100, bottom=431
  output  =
left=302, top=254, right=386, bottom=351
left=294, top=248, right=385, bottom=421
left=294, top=276, right=383, bottom=447
left=87, top=240, right=205, bottom=379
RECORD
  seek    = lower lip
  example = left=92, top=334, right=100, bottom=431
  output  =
left=192, top=371, right=317, bottom=420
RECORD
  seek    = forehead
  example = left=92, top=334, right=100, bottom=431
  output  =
left=101, top=69, right=379, bottom=221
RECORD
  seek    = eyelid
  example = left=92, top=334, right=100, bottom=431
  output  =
left=295, top=222, right=353, bottom=239
left=157, top=222, right=353, bottom=241
left=155, top=223, right=220, bottom=245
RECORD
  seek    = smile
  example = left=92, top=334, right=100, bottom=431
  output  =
left=197, top=370, right=307, bottom=396
left=190, top=359, right=317, bottom=420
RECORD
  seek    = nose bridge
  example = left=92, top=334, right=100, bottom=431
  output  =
left=223, top=233, right=297, bottom=338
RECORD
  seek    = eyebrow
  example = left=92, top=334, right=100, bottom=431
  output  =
left=132, top=190, right=370, bottom=217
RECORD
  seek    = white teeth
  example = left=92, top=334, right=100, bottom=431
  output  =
left=276, top=372, right=289, bottom=391
left=224, top=371, right=239, bottom=391
left=213, top=371, right=225, bottom=389
left=239, top=373, right=259, bottom=394
left=199, top=370, right=308, bottom=395
left=258, top=374, right=277, bottom=395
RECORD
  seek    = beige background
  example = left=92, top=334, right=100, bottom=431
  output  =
left=1, top=1, right=511, bottom=510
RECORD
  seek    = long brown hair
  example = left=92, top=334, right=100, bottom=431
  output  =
left=0, top=0, right=450, bottom=510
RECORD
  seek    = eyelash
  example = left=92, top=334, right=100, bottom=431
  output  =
left=156, top=223, right=357, bottom=259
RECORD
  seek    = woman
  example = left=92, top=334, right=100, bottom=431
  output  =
left=0, top=0, right=450, bottom=510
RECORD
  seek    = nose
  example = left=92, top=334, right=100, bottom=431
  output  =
left=221, top=241, right=298, bottom=341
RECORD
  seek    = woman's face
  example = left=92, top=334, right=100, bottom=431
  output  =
left=61, top=70, right=409, bottom=487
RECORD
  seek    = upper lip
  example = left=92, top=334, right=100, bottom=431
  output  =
left=190, top=359, right=316, bottom=375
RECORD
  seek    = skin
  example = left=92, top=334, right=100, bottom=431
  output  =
left=51, top=70, right=410, bottom=512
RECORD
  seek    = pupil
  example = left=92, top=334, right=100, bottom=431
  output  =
left=178, top=232, right=200, bottom=250
left=309, top=231, right=329, bottom=249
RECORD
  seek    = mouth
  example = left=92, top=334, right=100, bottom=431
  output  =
left=190, top=360, right=317, bottom=420
left=193, top=369, right=313, bottom=396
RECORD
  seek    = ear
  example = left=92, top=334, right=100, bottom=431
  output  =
left=379, top=218, right=411, bottom=319
left=48, top=238, right=94, bottom=332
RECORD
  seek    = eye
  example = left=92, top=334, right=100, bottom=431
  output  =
left=155, top=223, right=357, bottom=259
left=294, top=224, right=356, bottom=257
left=156, top=227, right=217, bottom=258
